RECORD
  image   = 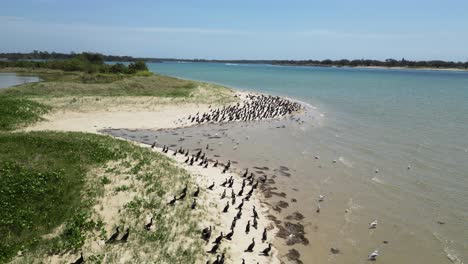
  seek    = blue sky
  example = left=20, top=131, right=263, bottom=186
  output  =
left=1, top=0, right=468, bottom=60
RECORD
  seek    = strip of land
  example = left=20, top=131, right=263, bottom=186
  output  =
left=0, top=64, right=285, bottom=263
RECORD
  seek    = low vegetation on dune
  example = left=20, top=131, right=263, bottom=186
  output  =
left=0, top=96, right=50, bottom=131
left=1, top=74, right=197, bottom=97
left=0, top=132, right=204, bottom=263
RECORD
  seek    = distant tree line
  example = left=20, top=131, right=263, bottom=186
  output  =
left=271, top=58, right=468, bottom=69
left=0, top=52, right=148, bottom=74
left=1, top=51, right=466, bottom=69
left=0, top=50, right=137, bottom=62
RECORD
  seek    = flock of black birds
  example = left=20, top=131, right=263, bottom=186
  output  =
left=158, top=144, right=274, bottom=264
left=186, top=94, right=302, bottom=125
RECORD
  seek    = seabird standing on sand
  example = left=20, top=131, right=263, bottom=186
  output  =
left=260, top=243, right=272, bottom=256
left=318, top=195, right=325, bottom=202
left=369, top=220, right=378, bottom=229
left=368, top=250, right=379, bottom=261
left=105, top=227, right=120, bottom=244
left=167, top=195, right=177, bottom=206
left=144, top=217, right=153, bottom=231
left=262, top=228, right=267, bottom=242
left=208, top=182, right=215, bottom=190
left=244, top=238, right=255, bottom=252
left=202, top=226, right=212, bottom=241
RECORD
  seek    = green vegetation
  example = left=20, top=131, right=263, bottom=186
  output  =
left=0, top=52, right=149, bottom=74
left=0, top=132, right=204, bottom=263
left=0, top=132, right=126, bottom=261
left=1, top=75, right=197, bottom=97
left=0, top=96, right=50, bottom=131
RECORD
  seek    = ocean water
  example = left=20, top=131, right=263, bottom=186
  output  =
left=0, top=72, right=39, bottom=89
left=143, top=62, right=468, bottom=263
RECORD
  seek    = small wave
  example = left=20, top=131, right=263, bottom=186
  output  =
left=338, top=156, right=354, bottom=167
left=225, top=63, right=239, bottom=66
left=371, top=177, right=384, bottom=184
left=432, top=232, right=464, bottom=264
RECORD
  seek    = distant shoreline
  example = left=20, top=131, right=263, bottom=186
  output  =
left=268, top=64, right=468, bottom=72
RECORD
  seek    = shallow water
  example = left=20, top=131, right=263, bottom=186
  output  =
left=111, top=62, right=467, bottom=263
left=0, top=72, right=39, bottom=89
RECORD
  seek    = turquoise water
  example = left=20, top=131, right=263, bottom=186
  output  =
left=146, top=62, right=468, bottom=263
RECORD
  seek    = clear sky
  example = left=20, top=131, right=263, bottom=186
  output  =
left=1, top=0, right=467, bottom=61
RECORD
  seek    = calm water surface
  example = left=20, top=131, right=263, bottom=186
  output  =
left=137, top=63, right=468, bottom=263
left=0, top=72, right=39, bottom=88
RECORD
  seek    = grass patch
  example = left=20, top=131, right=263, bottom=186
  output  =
left=0, top=96, right=50, bottom=131
left=0, top=132, right=204, bottom=263
left=0, top=132, right=128, bottom=262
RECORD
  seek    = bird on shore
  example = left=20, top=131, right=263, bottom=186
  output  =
left=318, top=195, right=325, bottom=202
left=231, top=217, right=237, bottom=230
left=236, top=199, right=245, bottom=210
left=235, top=208, right=242, bottom=220
left=202, top=226, right=212, bottom=241
left=222, top=202, right=230, bottom=213
left=237, top=186, right=244, bottom=196
left=207, top=243, right=219, bottom=254
left=242, top=169, right=249, bottom=178
left=228, top=179, right=234, bottom=188
left=71, top=252, right=84, bottom=264
left=208, top=182, right=215, bottom=190
left=262, top=228, right=267, bottom=242
left=260, top=243, right=272, bottom=256
left=144, top=217, right=154, bottom=231
left=244, top=238, right=255, bottom=252
left=167, top=195, right=177, bottom=206
left=178, top=191, right=187, bottom=200
left=213, top=160, right=218, bottom=167
left=368, top=250, right=379, bottom=261
left=193, top=186, right=200, bottom=197
left=245, top=220, right=251, bottom=234
left=253, top=217, right=258, bottom=229
left=369, top=220, right=378, bottom=229
left=105, top=227, right=120, bottom=244
left=220, top=189, right=226, bottom=199
left=225, top=228, right=234, bottom=240
left=210, top=255, right=220, bottom=264
left=180, top=184, right=188, bottom=195
left=191, top=198, right=197, bottom=209
left=213, top=232, right=224, bottom=244
left=220, top=178, right=228, bottom=187
left=253, top=206, right=259, bottom=219
left=120, top=228, right=130, bottom=242
left=316, top=204, right=321, bottom=213
left=151, top=142, right=156, bottom=149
